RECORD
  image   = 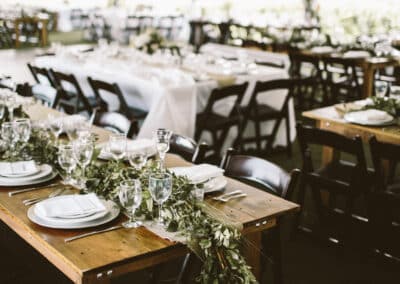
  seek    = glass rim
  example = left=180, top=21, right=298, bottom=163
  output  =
left=149, top=172, right=172, bottom=181
left=120, top=179, right=141, bottom=187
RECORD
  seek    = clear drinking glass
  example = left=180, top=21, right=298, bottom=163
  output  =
left=15, top=118, right=31, bottom=159
left=375, top=81, right=388, bottom=98
left=118, top=179, right=143, bottom=228
left=72, top=141, right=94, bottom=188
left=108, top=133, right=126, bottom=161
left=5, top=93, right=17, bottom=121
left=58, top=144, right=77, bottom=185
left=155, top=128, right=172, bottom=170
left=1, top=122, right=17, bottom=156
left=128, top=151, right=148, bottom=170
left=65, top=120, right=88, bottom=141
left=148, top=172, right=172, bottom=225
left=0, top=104, right=5, bottom=120
left=48, top=114, right=63, bottom=143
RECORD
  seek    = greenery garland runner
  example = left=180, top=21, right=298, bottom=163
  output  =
left=0, top=116, right=257, bottom=283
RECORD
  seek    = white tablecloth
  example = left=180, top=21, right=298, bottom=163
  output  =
left=35, top=46, right=295, bottom=152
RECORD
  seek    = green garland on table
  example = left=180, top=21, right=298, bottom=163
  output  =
left=85, top=160, right=257, bottom=283
left=362, top=97, right=400, bottom=117
left=0, top=117, right=257, bottom=284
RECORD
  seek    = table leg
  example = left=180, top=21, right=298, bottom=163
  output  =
left=363, top=64, right=374, bottom=98
left=14, top=19, right=20, bottom=48
left=41, top=20, right=48, bottom=47
left=243, top=231, right=262, bottom=281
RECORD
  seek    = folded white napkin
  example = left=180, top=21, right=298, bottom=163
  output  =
left=170, top=164, right=224, bottom=184
left=35, top=193, right=106, bottom=219
left=359, top=109, right=392, bottom=122
left=0, top=161, right=37, bottom=176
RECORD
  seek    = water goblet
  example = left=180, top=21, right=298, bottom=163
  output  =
left=72, top=140, right=94, bottom=189
left=0, top=104, right=5, bottom=120
left=127, top=151, right=148, bottom=170
left=4, top=92, right=17, bottom=121
left=375, top=81, right=388, bottom=98
left=118, top=179, right=143, bottom=228
left=48, top=114, right=63, bottom=144
left=155, top=128, right=172, bottom=170
left=14, top=118, right=31, bottom=159
left=58, top=144, right=77, bottom=185
left=148, top=172, right=172, bottom=225
left=108, top=133, right=126, bottom=161
left=1, top=121, right=17, bottom=157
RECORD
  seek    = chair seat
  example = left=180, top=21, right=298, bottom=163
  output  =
left=245, top=104, right=282, bottom=120
left=127, top=107, right=148, bottom=120
left=196, top=112, right=239, bottom=130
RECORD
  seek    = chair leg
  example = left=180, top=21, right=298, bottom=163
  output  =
left=254, top=119, right=262, bottom=154
left=285, top=113, right=292, bottom=157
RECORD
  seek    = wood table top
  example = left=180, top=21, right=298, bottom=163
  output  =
left=0, top=104, right=299, bottom=283
left=303, top=105, right=400, bottom=144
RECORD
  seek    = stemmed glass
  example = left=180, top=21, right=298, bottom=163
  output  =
left=0, top=104, right=5, bottom=120
left=148, top=172, right=172, bottom=225
left=14, top=118, right=31, bottom=159
left=375, top=81, right=388, bottom=98
left=58, top=144, right=77, bottom=185
left=4, top=92, right=17, bottom=121
left=1, top=122, right=18, bottom=157
left=65, top=120, right=89, bottom=141
left=155, top=128, right=172, bottom=170
left=72, top=141, right=94, bottom=189
left=48, top=114, right=63, bottom=144
left=127, top=151, right=148, bottom=170
left=108, top=133, right=126, bottom=161
left=118, top=179, right=143, bottom=228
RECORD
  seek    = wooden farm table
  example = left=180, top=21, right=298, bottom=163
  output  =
left=303, top=105, right=400, bottom=164
left=0, top=104, right=299, bottom=283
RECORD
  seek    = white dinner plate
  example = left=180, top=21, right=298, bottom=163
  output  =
left=28, top=199, right=120, bottom=229
left=34, top=197, right=110, bottom=224
left=0, top=164, right=57, bottom=187
left=97, top=139, right=157, bottom=160
left=344, top=111, right=395, bottom=126
left=203, top=176, right=228, bottom=193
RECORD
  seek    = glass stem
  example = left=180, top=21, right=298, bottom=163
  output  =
left=131, top=207, right=136, bottom=223
left=158, top=202, right=163, bottom=223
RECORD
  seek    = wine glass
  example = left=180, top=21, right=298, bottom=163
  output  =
left=48, top=114, right=63, bottom=144
left=1, top=121, right=17, bottom=156
left=108, top=133, right=126, bottom=161
left=0, top=104, right=5, bottom=120
left=127, top=151, right=148, bottom=170
left=155, top=128, right=172, bottom=170
left=65, top=120, right=88, bottom=141
left=148, top=172, right=172, bottom=225
left=118, top=179, right=143, bottom=228
left=14, top=118, right=31, bottom=159
left=4, top=92, right=17, bottom=121
left=72, top=141, right=94, bottom=189
left=58, top=144, right=77, bottom=185
left=375, top=81, right=388, bottom=98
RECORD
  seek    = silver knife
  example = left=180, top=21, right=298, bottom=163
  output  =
left=64, top=225, right=123, bottom=243
left=8, top=183, right=60, bottom=197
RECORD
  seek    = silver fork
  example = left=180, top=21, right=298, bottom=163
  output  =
left=23, top=187, right=65, bottom=206
left=212, top=193, right=247, bottom=202
left=64, top=225, right=123, bottom=243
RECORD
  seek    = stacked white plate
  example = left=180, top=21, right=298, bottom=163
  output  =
left=0, top=162, right=57, bottom=187
left=344, top=109, right=395, bottom=126
left=97, top=138, right=157, bottom=160
left=170, top=164, right=227, bottom=193
left=28, top=193, right=120, bottom=229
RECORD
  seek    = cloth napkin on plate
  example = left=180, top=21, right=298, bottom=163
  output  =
left=35, top=193, right=106, bottom=219
left=170, top=164, right=224, bottom=184
left=0, top=161, right=37, bottom=176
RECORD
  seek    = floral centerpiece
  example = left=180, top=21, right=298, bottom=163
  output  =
left=130, top=29, right=180, bottom=55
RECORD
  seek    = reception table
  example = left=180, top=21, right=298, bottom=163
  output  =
left=35, top=45, right=295, bottom=151
left=0, top=104, right=299, bottom=283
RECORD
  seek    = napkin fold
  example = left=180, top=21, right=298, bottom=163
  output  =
left=170, top=164, right=224, bottom=184
left=0, top=161, right=37, bottom=176
left=35, top=193, right=106, bottom=219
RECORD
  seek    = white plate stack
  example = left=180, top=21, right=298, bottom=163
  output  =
left=28, top=193, right=120, bottom=229
left=170, top=164, right=227, bottom=193
left=0, top=161, right=57, bottom=187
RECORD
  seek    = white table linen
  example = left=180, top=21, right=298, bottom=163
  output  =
left=35, top=45, right=295, bottom=151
